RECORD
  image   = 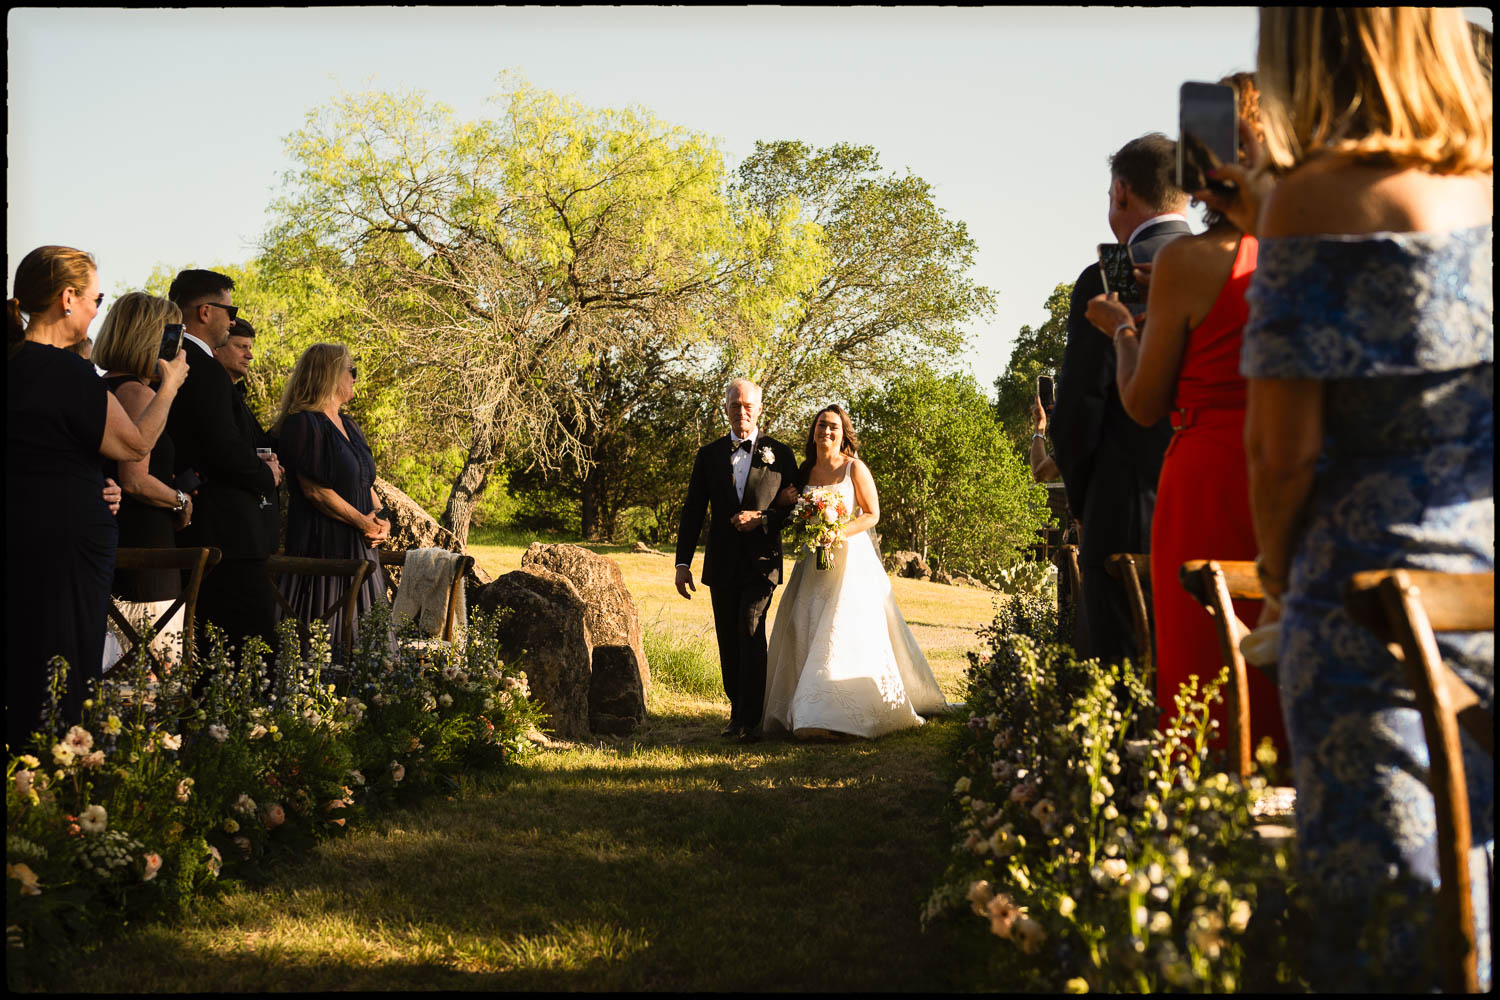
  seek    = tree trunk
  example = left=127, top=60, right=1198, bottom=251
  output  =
left=580, top=464, right=602, bottom=541
left=441, top=429, right=498, bottom=548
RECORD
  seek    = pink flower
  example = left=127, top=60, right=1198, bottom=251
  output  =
left=142, top=853, right=162, bottom=881
left=262, top=803, right=286, bottom=830
left=987, top=893, right=1022, bottom=938
left=14, top=769, right=34, bottom=797
left=390, top=761, right=405, bottom=783
left=1009, top=781, right=1038, bottom=805
left=966, top=880, right=995, bottom=916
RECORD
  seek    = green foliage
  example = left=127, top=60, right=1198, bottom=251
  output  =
left=992, top=281, right=1073, bottom=446
left=641, top=626, right=722, bottom=701
left=924, top=596, right=1303, bottom=992
left=852, top=367, right=1051, bottom=577
left=5, top=605, right=542, bottom=985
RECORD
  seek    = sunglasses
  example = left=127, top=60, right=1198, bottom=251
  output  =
left=203, top=301, right=240, bottom=321
left=347, top=366, right=358, bottom=380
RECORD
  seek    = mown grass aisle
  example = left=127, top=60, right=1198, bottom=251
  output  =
left=48, top=542, right=999, bottom=991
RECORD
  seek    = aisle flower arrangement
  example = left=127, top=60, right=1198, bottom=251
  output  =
left=5, top=602, right=542, bottom=983
left=924, top=594, right=1301, bottom=992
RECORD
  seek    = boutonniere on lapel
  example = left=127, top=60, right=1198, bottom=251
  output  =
left=758, top=445, right=775, bottom=466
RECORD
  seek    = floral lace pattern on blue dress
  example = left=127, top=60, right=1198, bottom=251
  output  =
left=1242, top=224, right=1493, bottom=990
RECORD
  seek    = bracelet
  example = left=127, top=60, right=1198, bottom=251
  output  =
left=1114, top=320, right=1138, bottom=338
left=1032, top=433, right=1047, bottom=441
left=171, top=489, right=188, bottom=513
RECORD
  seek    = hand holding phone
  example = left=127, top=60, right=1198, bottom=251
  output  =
left=159, top=323, right=185, bottom=360
left=1037, top=374, right=1055, bottom=411
left=1177, top=81, right=1238, bottom=194
left=1097, top=243, right=1144, bottom=307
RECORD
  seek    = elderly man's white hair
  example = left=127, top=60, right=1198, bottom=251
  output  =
left=724, top=378, right=763, bottom=404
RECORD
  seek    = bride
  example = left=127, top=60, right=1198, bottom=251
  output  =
left=761, top=405, right=949, bottom=739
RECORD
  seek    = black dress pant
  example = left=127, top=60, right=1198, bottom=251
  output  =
left=1080, top=564, right=1141, bottom=668
left=192, top=557, right=279, bottom=660
left=709, top=577, right=775, bottom=729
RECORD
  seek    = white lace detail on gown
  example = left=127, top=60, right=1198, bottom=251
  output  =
left=761, top=461, right=949, bottom=738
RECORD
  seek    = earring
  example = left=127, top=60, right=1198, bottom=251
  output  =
left=64, top=308, right=72, bottom=316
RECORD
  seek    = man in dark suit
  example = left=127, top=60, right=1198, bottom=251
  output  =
left=214, top=316, right=282, bottom=552
left=675, top=378, right=801, bottom=741
left=1050, top=133, right=1190, bottom=667
left=166, top=270, right=283, bottom=657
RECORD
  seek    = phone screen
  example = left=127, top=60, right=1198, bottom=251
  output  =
left=1097, top=244, right=1143, bottom=306
left=160, top=323, right=185, bottom=360
left=1178, top=82, right=1238, bottom=193
left=1037, top=374, right=1055, bottom=411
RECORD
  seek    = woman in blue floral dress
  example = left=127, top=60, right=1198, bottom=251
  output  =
left=1205, top=9, right=1492, bottom=992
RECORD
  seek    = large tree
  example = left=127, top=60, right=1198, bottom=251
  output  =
left=262, top=80, right=815, bottom=544
left=852, top=367, right=1050, bottom=576
left=992, top=280, right=1073, bottom=445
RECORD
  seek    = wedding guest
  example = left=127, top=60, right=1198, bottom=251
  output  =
left=1084, top=74, right=1287, bottom=764
left=215, top=316, right=281, bottom=552
left=93, top=292, right=196, bottom=667
left=1206, top=8, right=1492, bottom=990
left=6, top=247, right=188, bottom=747
left=1050, top=134, right=1190, bottom=665
left=1027, top=397, right=1060, bottom=484
left=167, top=269, right=283, bottom=657
left=272, top=343, right=389, bottom=648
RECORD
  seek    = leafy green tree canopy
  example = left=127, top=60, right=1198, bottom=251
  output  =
left=993, top=280, right=1072, bottom=445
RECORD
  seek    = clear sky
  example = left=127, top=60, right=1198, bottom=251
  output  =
left=6, top=6, right=1491, bottom=391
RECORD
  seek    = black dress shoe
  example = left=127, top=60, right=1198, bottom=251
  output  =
left=737, top=728, right=760, bottom=744
left=720, top=723, right=739, bottom=738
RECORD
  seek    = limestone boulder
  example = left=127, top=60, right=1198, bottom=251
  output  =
left=521, top=542, right=650, bottom=699
left=589, top=644, right=647, bottom=736
left=933, top=569, right=955, bottom=586
left=471, top=566, right=592, bottom=740
left=886, top=550, right=931, bottom=580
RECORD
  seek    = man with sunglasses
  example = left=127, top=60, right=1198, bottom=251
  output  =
left=167, top=269, right=283, bottom=660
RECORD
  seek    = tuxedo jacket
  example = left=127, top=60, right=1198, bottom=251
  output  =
left=168, top=340, right=277, bottom=560
left=230, top=380, right=282, bottom=554
left=675, top=434, right=801, bottom=588
left=1050, top=219, right=1190, bottom=568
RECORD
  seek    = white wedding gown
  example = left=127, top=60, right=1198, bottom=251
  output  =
left=761, top=462, right=950, bottom=738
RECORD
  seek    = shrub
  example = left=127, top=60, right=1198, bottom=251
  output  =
left=925, top=595, right=1302, bottom=992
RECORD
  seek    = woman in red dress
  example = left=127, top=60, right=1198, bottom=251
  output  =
left=1083, top=74, right=1287, bottom=763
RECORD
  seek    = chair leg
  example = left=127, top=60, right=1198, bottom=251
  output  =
left=1205, top=563, right=1253, bottom=781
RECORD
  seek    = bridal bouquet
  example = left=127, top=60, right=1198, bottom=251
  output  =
left=787, top=486, right=852, bottom=570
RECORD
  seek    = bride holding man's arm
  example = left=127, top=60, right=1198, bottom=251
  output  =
left=761, top=404, right=950, bottom=739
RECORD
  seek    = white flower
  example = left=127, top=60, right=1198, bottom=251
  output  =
left=233, top=793, right=257, bottom=815
left=63, top=726, right=94, bottom=755
left=758, top=445, right=775, bottom=465
left=1013, top=916, right=1047, bottom=954
left=175, top=777, right=195, bottom=803
left=205, top=845, right=222, bottom=876
left=14, top=769, right=34, bottom=797
left=966, top=879, right=995, bottom=916
left=51, top=743, right=76, bottom=767
left=438, top=693, right=453, bottom=708
left=208, top=724, right=229, bottom=742
left=348, top=769, right=365, bottom=786
left=247, top=724, right=268, bottom=740
left=159, top=732, right=182, bottom=751
left=79, top=804, right=108, bottom=834
left=986, top=894, right=1023, bottom=938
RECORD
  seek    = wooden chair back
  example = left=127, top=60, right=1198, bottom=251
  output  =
left=1177, top=559, right=1260, bottom=780
left=377, top=549, right=475, bottom=642
left=266, top=555, right=374, bottom=651
left=1107, top=552, right=1154, bottom=687
left=1055, top=543, right=1082, bottom=609
left=1344, top=568, right=1494, bottom=994
left=108, top=547, right=222, bottom=671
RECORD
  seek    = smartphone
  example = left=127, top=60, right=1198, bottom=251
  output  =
left=1177, top=81, right=1238, bottom=193
left=175, top=468, right=204, bottom=494
left=160, top=322, right=185, bottom=360
left=1097, top=243, right=1143, bottom=306
left=1037, top=374, right=1055, bottom=411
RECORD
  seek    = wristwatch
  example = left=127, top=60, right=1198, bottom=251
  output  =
left=171, top=489, right=189, bottom=513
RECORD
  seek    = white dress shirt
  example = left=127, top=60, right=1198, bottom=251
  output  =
left=184, top=331, right=216, bottom=357
left=729, top=428, right=759, bottom=503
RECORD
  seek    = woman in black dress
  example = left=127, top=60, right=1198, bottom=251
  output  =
left=93, top=292, right=195, bottom=667
left=6, top=246, right=188, bottom=748
left=272, top=343, right=390, bottom=649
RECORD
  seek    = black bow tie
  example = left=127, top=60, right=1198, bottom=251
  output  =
left=735, top=439, right=753, bottom=453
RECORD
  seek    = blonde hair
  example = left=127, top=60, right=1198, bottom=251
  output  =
left=1256, top=8, right=1492, bottom=175
left=8, top=245, right=96, bottom=352
left=94, top=292, right=182, bottom=379
left=273, top=342, right=352, bottom=434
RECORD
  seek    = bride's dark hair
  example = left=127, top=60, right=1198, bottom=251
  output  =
left=802, top=405, right=860, bottom=470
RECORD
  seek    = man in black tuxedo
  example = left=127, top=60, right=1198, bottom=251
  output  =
left=675, top=378, right=801, bottom=741
left=1050, top=133, right=1190, bottom=667
left=214, top=316, right=282, bottom=552
left=166, top=270, right=283, bottom=656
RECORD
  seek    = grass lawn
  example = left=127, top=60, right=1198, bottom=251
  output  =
left=48, top=539, right=1003, bottom=991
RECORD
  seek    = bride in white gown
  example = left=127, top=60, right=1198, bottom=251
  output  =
left=761, top=405, right=949, bottom=739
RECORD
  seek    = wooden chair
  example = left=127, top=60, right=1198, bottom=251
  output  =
left=1055, top=543, right=1082, bottom=611
left=266, top=555, right=374, bottom=651
left=1107, top=552, right=1154, bottom=687
left=108, top=547, right=222, bottom=671
left=1344, top=568, right=1494, bottom=995
left=377, top=549, right=475, bottom=642
left=1178, top=559, right=1262, bottom=780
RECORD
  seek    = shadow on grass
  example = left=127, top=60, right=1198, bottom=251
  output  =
left=53, top=713, right=993, bottom=993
